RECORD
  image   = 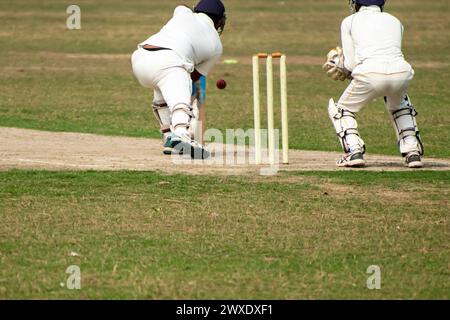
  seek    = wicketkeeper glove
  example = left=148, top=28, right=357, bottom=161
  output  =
left=322, top=46, right=352, bottom=81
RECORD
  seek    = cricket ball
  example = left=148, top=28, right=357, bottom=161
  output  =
left=216, top=79, right=227, bottom=90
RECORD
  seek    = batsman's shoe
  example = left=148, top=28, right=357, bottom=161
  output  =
left=162, top=135, right=179, bottom=155
left=170, top=133, right=210, bottom=160
left=336, top=152, right=365, bottom=168
left=405, top=152, right=423, bottom=168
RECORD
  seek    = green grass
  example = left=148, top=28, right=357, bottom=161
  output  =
left=0, top=0, right=449, bottom=157
left=0, top=170, right=448, bottom=299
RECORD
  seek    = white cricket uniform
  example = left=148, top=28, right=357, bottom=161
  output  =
left=337, top=6, right=419, bottom=155
left=338, top=5, right=414, bottom=113
left=131, top=6, right=222, bottom=134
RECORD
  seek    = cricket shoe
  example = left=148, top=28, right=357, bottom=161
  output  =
left=170, top=133, right=210, bottom=160
left=405, top=152, right=423, bottom=168
left=336, top=151, right=365, bottom=168
left=162, top=135, right=179, bottom=155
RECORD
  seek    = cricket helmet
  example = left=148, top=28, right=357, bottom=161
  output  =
left=349, top=0, right=386, bottom=13
left=194, top=0, right=227, bottom=35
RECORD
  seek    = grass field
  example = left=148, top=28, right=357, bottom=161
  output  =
left=0, top=0, right=449, bottom=299
left=1, top=171, right=449, bottom=299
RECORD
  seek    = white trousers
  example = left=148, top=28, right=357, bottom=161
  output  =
left=337, top=71, right=414, bottom=113
left=131, top=48, right=194, bottom=135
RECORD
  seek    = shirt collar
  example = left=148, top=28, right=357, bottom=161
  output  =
left=359, top=5, right=382, bottom=13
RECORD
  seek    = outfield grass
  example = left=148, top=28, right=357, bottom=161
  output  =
left=0, top=170, right=448, bottom=299
left=0, top=0, right=449, bottom=157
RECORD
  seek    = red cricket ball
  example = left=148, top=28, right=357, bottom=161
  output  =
left=216, top=79, right=227, bottom=90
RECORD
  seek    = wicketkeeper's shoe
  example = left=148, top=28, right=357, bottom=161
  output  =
left=170, top=133, right=210, bottom=160
left=336, top=151, right=365, bottom=168
left=405, top=152, right=423, bottom=168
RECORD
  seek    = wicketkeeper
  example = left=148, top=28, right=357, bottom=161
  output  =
left=323, top=0, right=424, bottom=168
left=131, top=0, right=226, bottom=159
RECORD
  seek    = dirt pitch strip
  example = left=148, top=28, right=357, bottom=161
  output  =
left=0, top=127, right=448, bottom=174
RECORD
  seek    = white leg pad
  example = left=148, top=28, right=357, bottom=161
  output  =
left=189, top=98, right=200, bottom=139
left=152, top=101, right=171, bottom=135
left=171, top=103, right=194, bottom=135
left=386, top=95, right=424, bottom=156
left=328, top=98, right=365, bottom=154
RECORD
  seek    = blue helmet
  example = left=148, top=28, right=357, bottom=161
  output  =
left=194, top=0, right=227, bottom=34
left=349, top=0, right=386, bottom=13
left=194, top=0, right=225, bottom=17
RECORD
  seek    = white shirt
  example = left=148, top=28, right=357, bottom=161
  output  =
left=341, top=6, right=413, bottom=74
left=139, top=6, right=223, bottom=76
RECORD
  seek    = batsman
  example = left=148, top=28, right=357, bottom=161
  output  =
left=323, top=0, right=424, bottom=168
left=131, top=0, right=226, bottom=159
